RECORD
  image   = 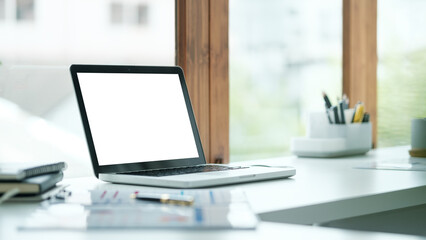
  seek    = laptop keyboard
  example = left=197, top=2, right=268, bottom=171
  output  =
left=120, top=165, right=248, bottom=177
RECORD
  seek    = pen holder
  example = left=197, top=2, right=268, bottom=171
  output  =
left=291, top=112, right=372, bottom=157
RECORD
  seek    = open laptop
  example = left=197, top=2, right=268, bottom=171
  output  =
left=70, top=65, right=295, bottom=188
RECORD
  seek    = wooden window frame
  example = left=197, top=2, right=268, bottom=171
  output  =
left=176, top=0, right=378, bottom=163
left=176, top=0, right=229, bottom=163
left=343, top=0, right=378, bottom=147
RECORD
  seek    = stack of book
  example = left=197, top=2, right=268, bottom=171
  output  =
left=0, top=162, right=67, bottom=203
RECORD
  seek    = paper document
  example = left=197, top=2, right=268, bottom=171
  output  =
left=20, top=188, right=258, bottom=230
left=355, top=157, right=426, bottom=171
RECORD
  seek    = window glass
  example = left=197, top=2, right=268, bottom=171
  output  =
left=0, top=0, right=175, bottom=177
left=16, top=0, right=34, bottom=21
left=229, top=0, right=342, bottom=161
left=377, top=0, right=426, bottom=147
left=0, top=0, right=5, bottom=20
left=110, top=2, right=123, bottom=24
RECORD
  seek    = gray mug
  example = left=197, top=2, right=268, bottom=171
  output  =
left=410, top=118, right=426, bottom=157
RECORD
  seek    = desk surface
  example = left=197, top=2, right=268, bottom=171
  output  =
left=1, top=146, right=426, bottom=240
left=2, top=210, right=425, bottom=240
left=237, top=145, right=426, bottom=224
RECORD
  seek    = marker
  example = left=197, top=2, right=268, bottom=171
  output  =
left=353, top=103, right=365, bottom=123
left=351, top=102, right=360, bottom=123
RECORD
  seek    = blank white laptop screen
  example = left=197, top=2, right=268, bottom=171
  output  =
left=77, top=72, right=199, bottom=166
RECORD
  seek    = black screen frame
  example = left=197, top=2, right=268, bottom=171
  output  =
left=70, top=64, right=206, bottom=177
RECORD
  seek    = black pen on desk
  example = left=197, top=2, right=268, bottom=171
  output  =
left=331, top=106, right=340, bottom=124
left=131, top=192, right=194, bottom=206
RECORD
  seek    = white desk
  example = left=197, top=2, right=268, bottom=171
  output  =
left=236, top=145, right=426, bottom=224
left=1, top=214, right=424, bottom=240
left=1, top=146, right=426, bottom=239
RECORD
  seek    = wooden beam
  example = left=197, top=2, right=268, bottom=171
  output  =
left=209, top=0, right=229, bottom=163
left=176, top=0, right=229, bottom=163
left=343, top=0, right=378, bottom=147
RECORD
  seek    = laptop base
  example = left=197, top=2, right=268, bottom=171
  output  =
left=100, top=166, right=296, bottom=188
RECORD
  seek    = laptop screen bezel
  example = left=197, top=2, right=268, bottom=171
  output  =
left=70, top=64, right=206, bottom=177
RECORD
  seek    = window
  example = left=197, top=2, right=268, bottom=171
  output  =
left=0, top=0, right=175, bottom=177
left=137, top=4, right=148, bottom=25
left=377, top=0, right=426, bottom=147
left=110, top=2, right=123, bottom=24
left=0, top=0, right=5, bottom=20
left=16, top=0, right=35, bottom=21
left=229, top=0, right=342, bottom=161
left=110, top=1, right=149, bottom=26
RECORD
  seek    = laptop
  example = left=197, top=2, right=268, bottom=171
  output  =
left=70, top=65, right=295, bottom=188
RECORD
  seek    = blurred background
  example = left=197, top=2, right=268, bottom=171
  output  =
left=0, top=0, right=424, bottom=177
left=0, top=0, right=175, bottom=177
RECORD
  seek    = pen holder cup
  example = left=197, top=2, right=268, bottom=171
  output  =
left=291, top=112, right=372, bottom=158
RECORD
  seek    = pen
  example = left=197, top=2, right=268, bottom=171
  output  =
left=342, top=94, right=349, bottom=109
left=339, top=100, right=346, bottom=124
left=325, top=103, right=333, bottom=124
left=322, top=92, right=332, bottom=109
left=331, top=106, right=340, bottom=124
left=130, top=192, right=194, bottom=206
left=362, top=113, right=370, bottom=123
left=351, top=102, right=359, bottom=123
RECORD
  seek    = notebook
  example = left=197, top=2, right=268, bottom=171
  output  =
left=0, top=172, right=63, bottom=195
left=0, top=162, right=66, bottom=181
